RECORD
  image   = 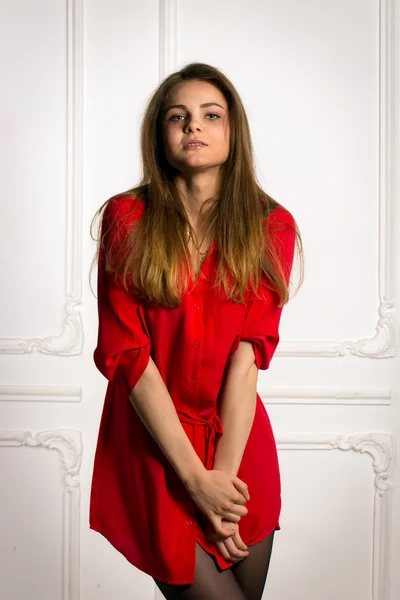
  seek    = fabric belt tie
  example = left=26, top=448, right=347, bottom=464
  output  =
left=177, top=411, right=224, bottom=470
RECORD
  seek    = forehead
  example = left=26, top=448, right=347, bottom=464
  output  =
left=165, top=79, right=227, bottom=108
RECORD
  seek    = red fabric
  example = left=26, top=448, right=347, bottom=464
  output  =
left=89, top=194, right=296, bottom=584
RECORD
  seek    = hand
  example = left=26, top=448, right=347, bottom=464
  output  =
left=205, top=518, right=249, bottom=562
left=185, top=469, right=250, bottom=538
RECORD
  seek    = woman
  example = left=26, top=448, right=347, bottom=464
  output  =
left=89, top=62, right=303, bottom=600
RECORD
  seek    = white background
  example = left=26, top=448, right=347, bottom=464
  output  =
left=0, top=1, right=398, bottom=599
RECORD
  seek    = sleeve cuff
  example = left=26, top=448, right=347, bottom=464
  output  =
left=115, top=343, right=152, bottom=394
left=239, top=332, right=280, bottom=370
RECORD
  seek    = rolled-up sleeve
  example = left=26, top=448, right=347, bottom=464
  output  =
left=93, top=200, right=151, bottom=392
left=237, top=207, right=296, bottom=370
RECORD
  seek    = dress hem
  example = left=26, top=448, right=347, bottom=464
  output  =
left=89, top=519, right=281, bottom=585
left=197, top=521, right=281, bottom=574
left=89, top=520, right=196, bottom=586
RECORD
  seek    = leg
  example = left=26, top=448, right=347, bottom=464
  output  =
left=230, top=530, right=276, bottom=600
left=153, top=541, right=247, bottom=600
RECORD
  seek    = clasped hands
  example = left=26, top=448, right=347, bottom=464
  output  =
left=186, top=468, right=250, bottom=563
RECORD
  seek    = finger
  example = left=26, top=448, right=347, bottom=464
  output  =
left=232, top=476, right=250, bottom=501
left=211, top=516, right=236, bottom=538
left=225, top=538, right=248, bottom=561
left=215, top=539, right=232, bottom=561
left=233, top=494, right=247, bottom=505
left=232, top=530, right=248, bottom=551
left=222, top=511, right=240, bottom=523
left=235, top=504, right=248, bottom=516
left=224, top=536, right=249, bottom=561
left=224, top=504, right=248, bottom=519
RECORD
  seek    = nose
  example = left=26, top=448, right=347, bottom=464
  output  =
left=184, top=115, right=201, bottom=133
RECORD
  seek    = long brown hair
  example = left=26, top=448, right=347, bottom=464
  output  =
left=90, top=62, right=303, bottom=308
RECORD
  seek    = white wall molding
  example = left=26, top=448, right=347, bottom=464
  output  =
left=279, top=0, right=396, bottom=359
left=155, top=430, right=393, bottom=600
left=0, top=0, right=84, bottom=356
left=159, top=0, right=178, bottom=80
left=276, top=432, right=392, bottom=600
left=0, top=385, right=82, bottom=403
left=259, top=387, right=392, bottom=405
left=0, top=429, right=82, bottom=600
left=159, top=0, right=396, bottom=360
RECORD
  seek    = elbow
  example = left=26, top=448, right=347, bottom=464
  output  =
left=93, top=343, right=152, bottom=390
left=248, top=361, right=258, bottom=381
left=93, top=347, right=118, bottom=382
left=228, top=341, right=258, bottom=377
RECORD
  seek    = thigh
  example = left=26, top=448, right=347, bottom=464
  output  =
left=153, top=542, right=247, bottom=600
left=230, top=530, right=276, bottom=600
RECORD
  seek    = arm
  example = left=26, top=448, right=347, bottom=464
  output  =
left=212, top=341, right=258, bottom=475
left=129, top=358, right=206, bottom=486
left=95, top=198, right=206, bottom=486
left=208, top=207, right=297, bottom=559
left=130, top=358, right=249, bottom=538
left=205, top=341, right=257, bottom=560
left=213, top=207, right=297, bottom=474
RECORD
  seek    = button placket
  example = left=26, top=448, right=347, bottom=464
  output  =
left=190, top=301, right=201, bottom=388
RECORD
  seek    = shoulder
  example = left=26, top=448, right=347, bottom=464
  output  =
left=264, top=204, right=296, bottom=230
left=263, top=205, right=297, bottom=254
left=264, top=204, right=297, bottom=267
left=103, top=192, right=146, bottom=230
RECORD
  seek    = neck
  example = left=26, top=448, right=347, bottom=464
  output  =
left=175, top=168, right=220, bottom=225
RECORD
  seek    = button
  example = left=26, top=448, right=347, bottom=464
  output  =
left=186, top=520, right=193, bottom=526
left=193, top=341, right=200, bottom=348
left=189, top=379, right=195, bottom=386
left=257, top=299, right=262, bottom=304
left=194, top=303, right=200, bottom=310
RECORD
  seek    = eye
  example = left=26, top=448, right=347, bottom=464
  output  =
left=167, top=112, right=221, bottom=122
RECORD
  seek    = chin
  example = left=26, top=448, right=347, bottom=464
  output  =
left=179, top=158, right=225, bottom=171
left=182, top=164, right=220, bottom=174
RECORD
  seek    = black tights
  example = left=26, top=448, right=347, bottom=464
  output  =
left=153, top=530, right=275, bottom=600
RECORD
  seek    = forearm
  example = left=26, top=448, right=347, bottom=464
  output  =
left=129, top=356, right=205, bottom=487
left=213, top=344, right=259, bottom=476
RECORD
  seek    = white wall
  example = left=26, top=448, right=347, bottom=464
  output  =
left=0, top=1, right=398, bottom=599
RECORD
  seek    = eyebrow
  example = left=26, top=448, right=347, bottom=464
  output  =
left=164, top=102, right=226, bottom=113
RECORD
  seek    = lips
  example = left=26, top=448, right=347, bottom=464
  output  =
left=183, top=139, right=208, bottom=149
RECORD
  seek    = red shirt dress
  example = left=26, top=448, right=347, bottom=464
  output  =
left=89, top=194, right=296, bottom=585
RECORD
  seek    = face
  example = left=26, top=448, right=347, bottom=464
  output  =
left=161, top=79, right=230, bottom=174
